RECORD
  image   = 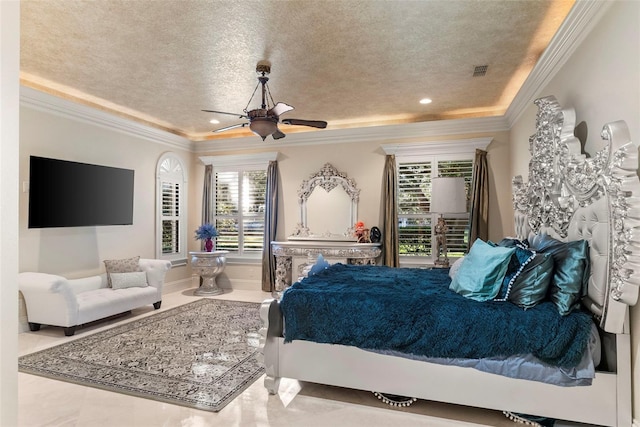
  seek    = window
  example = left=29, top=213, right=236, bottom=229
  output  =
left=156, top=153, right=187, bottom=265
left=200, top=152, right=278, bottom=260
left=397, top=157, right=473, bottom=261
left=383, top=137, right=490, bottom=265
left=214, top=168, right=266, bottom=255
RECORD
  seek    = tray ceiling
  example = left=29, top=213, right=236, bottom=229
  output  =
left=20, top=0, right=575, bottom=141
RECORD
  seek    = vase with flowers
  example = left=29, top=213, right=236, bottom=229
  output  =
left=195, top=223, right=219, bottom=252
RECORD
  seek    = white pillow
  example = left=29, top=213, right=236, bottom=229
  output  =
left=110, top=271, right=148, bottom=289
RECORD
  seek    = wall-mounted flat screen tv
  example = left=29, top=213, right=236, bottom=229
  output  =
left=28, top=156, right=135, bottom=228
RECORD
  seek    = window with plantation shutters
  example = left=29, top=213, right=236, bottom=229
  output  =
left=161, top=182, right=180, bottom=255
left=156, top=153, right=187, bottom=265
left=397, top=156, right=473, bottom=262
left=214, top=168, right=266, bottom=255
left=398, top=161, right=433, bottom=256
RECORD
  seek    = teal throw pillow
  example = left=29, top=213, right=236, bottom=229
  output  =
left=493, top=239, right=552, bottom=308
left=494, top=243, right=536, bottom=300
left=497, top=237, right=529, bottom=248
left=507, top=252, right=554, bottom=309
left=449, top=239, right=515, bottom=302
left=528, top=234, right=590, bottom=315
left=308, top=254, right=330, bottom=276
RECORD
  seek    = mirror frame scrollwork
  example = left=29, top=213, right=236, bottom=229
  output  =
left=290, top=163, right=360, bottom=239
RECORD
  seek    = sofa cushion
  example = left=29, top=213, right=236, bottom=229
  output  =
left=76, top=286, right=158, bottom=325
left=110, top=271, right=148, bottom=289
left=104, top=256, right=142, bottom=287
left=67, top=275, right=106, bottom=294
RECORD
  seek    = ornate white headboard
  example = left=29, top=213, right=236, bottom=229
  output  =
left=512, top=95, right=640, bottom=333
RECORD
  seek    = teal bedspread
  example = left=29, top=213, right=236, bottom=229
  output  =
left=280, top=264, right=594, bottom=367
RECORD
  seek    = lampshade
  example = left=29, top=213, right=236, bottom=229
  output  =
left=249, top=118, right=278, bottom=141
left=431, top=177, right=467, bottom=213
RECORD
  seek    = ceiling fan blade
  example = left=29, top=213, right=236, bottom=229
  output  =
left=268, top=102, right=294, bottom=117
left=202, top=109, right=249, bottom=119
left=272, top=129, right=286, bottom=140
left=213, top=123, right=248, bottom=133
left=281, top=118, right=327, bottom=129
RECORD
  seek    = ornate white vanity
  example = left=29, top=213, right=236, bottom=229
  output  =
left=272, top=164, right=381, bottom=293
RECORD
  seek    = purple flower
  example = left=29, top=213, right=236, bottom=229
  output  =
left=194, top=223, right=219, bottom=240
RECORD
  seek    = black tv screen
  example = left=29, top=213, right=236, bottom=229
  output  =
left=28, top=156, right=135, bottom=228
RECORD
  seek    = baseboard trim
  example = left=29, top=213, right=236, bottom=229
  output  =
left=632, top=418, right=639, bottom=427
left=18, top=315, right=30, bottom=334
left=162, top=277, right=262, bottom=293
left=217, top=277, right=262, bottom=291
left=162, top=278, right=193, bottom=295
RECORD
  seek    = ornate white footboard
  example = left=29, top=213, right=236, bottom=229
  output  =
left=258, top=297, right=630, bottom=426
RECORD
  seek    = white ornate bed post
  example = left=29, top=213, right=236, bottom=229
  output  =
left=259, top=299, right=282, bottom=394
left=603, top=122, right=640, bottom=303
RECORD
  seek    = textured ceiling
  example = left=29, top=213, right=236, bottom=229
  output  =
left=20, top=0, right=575, bottom=141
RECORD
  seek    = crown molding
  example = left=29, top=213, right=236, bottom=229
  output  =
left=20, top=86, right=193, bottom=152
left=505, top=0, right=613, bottom=127
left=21, top=83, right=507, bottom=155
left=193, top=115, right=508, bottom=154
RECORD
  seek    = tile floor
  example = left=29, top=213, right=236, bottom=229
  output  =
left=18, top=288, right=588, bottom=427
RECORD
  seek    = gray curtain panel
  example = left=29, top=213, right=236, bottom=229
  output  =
left=261, top=160, right=279, bottom=292
left=383, top=154, right=399, bottom=267
left=201, top=164, right=213, bottom=251
left=468, top=149, right=489, bottom=249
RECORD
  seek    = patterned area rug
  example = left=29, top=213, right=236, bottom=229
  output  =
left=19, top=299, right=264, bottom=412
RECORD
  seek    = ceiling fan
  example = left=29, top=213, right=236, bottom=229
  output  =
left=203, top=61, right=327, bottom=141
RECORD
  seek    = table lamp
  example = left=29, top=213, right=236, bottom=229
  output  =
left=431, top=177, right=467, bottom=268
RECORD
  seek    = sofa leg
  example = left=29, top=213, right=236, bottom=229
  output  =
left=64, top=326, right=76, bottom=336
left=28, top=322, right=41, bottom=332
left=153, top=301, right=162, bottom=309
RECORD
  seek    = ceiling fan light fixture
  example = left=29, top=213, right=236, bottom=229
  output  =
left=249, top=117, right=279, bottom=140
left=204, top=62, right=327, bottom=141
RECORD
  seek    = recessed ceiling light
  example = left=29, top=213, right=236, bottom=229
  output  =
left=209, top=119, right=220, bottom=124
left=419, top=98, right=432, bottom=105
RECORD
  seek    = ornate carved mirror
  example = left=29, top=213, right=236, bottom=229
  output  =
left=290, top=163, right=360, bottom=240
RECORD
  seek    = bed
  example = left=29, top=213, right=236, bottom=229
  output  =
left=259, top=96, right=640, bottom=426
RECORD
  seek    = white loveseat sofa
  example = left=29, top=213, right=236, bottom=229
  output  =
left=19, top=258, right=171, bottom=336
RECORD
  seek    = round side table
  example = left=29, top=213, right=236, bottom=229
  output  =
left=189, top=251, right=229, bottom=296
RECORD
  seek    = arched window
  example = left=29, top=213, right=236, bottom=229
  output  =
left=156, top=153, right=187, bottom=265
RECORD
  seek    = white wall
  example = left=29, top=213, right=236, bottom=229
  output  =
left=509, top=0, right=640, bottom=419
left=19, top=106, right=195, bottom=285
left=0, top=1, right=20, bottom=425
left=194, top=128, right=512, bottom=282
